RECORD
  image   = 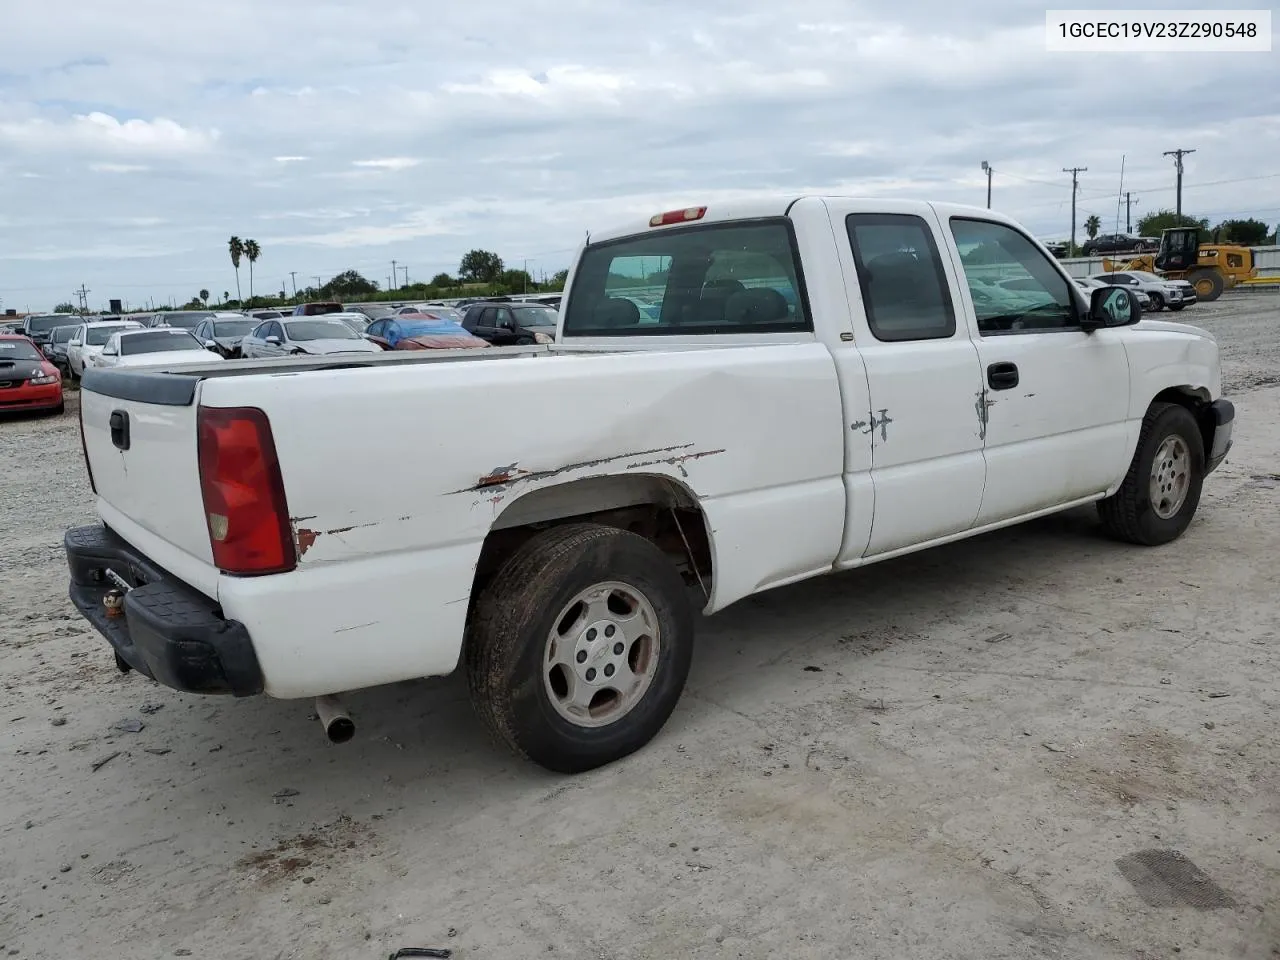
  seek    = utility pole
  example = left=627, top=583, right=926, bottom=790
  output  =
left=1163, top=148, right=1195, bottom=217
left=400, top=265, right=409, bottom=287
left=980, top=160, right=992, bottom=208
left=74, top=284, right=90, bottom=314
left=1063, top=167, right=1087, bottom=254
left=1124, top=193, right=1138, bottom=234
left=289, top=271, right=298, bottom=299
left=312, top=276, right=321, bottom=293
left=523, top=259, right=529, bottom=293
left=391, top=260, right=398, bottom=291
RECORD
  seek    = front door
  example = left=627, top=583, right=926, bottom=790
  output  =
left=826, top=201, right=988, bottom=558
left=941, top=213, right=1132, bottom=524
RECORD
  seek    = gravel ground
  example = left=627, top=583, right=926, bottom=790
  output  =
left=1, top=293, right=1278, bottom=960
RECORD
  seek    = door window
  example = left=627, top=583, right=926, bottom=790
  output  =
left=845, top=214, right=955, bottom=342
left=950, top=218, right=1077, bottom=334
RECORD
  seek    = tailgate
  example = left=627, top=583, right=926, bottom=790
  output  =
left=79, top=370, right=217, bottom=595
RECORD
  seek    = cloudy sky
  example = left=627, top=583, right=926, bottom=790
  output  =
left=2, top=0, right=1277, bottom=311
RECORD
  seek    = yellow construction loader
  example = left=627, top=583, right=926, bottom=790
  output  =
left=1102, top=227, right=1256, bottom=301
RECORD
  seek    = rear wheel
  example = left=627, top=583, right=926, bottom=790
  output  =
left=1187, top=269, right=1224, bottom=302
left=466, top=523, right=696, bottom=773
left=1147, top=292, right=1164, bottom=311
left=1097, top=402, right=1204, bottom=546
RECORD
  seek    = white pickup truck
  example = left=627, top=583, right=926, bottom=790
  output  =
left=65, top=197, right=1234, bottom=773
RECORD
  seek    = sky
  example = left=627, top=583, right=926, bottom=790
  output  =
left=1, top=0, right=1278, bottom=312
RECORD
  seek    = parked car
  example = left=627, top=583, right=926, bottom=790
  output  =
left=460, top=301, right=558, bottom=345
left=148, top=310, right=216, bottom=330
left=1081, top=234, right=1156, bottom=257
left=194, top=316, right=260, bottom=358
left=324, top=312, right=372, bottom=334
left=363, top=314, right=489, bottom=350
left=20, top=313, right=77, bottom=351
left=1074, top=277, right=1151, bottom=311
left=64, top=196, right=1234, bottom=775
left=92, top=329, right=225, bottom=369
left=67, top=320, right=146, bottom=377
left=0, top=334, right=63, bottom=414
left=247, top=310, right=284, bottom=321
left=292, top=302, right=345, bottom=316
left=343, top=304, right=396, bottom=321
left=1089, top=271, right=1197, bottom=312
left=44, top=324, right=81, bottom=374
left=240, top=317, right=382, bottom=358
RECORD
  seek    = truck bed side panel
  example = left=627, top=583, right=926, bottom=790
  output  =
left=203, top=344, right=846, bottom=697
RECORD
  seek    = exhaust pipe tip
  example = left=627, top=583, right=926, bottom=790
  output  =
left=315, top=695, right=354, bottom=744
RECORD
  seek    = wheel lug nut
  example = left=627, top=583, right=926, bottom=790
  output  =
left=604, top=664, right=615, bottom=678
left=604, top=624, right=615, bottom=637
left=585, top=668, right=596, bottom=681
left=613, top=642, right=624, bottom=655
left=587, top=628, right=597, bottom=641
left=576, top=650, right=587, bottom=664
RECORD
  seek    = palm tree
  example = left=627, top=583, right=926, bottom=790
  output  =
left=199, top=289, right=209, bottom=306
left=222, top=291, right=230, bottom=306
left=1084, top=214, right=1101, bottom=240
left=244, top=239, right=261, bottom=306
left=228, top=237, right=244, bottom=305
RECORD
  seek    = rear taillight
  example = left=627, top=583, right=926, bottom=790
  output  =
left=197, top=406, right=295, bottom=575
left=78, top=402, right=96, bottom=494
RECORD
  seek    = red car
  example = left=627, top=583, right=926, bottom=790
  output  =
left=0, top=334, right=64, bottom=415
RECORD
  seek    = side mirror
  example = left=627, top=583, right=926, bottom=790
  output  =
left=69, top=339, right=81, bottom=347
left=1084, top=287, right=1139, bottom=331
left=204, top=340, right=218, bottom=349
left=265, top=336, right=282, bottom=345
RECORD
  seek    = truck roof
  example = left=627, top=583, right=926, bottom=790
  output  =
left=586, top=196, right=1005, bottom=245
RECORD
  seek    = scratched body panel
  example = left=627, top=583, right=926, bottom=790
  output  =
left=200, top=343, right=847, bottom=697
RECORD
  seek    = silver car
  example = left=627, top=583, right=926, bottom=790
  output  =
left=239, top=317, right=382, bottom=358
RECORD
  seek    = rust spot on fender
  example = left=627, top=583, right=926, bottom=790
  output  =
left=455, top=443, right=702, bottom=494
left=295, top=527, right=319, bottom=556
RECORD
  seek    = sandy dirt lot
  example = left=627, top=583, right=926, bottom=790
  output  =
left=2, top=293, right=1278, bottom=960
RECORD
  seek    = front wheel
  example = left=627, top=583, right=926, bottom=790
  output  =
left=1097, top=402, right=1204, bottom=546
left=466, top=523, right=695, bottom=773
left=1147, top=292, right=1164, bottom=312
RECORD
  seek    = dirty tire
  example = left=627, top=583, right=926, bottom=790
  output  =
left=1188, top=269, right=1224, bottom=302
left=1147, top=292, right=1164, bottom=312
left=1097, top=402, right=1205, bottom=546
left=466, top=522, right=695, bottom=773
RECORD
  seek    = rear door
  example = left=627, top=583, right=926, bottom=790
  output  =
left=825, top=200, right=988, bottom=557
left=941, top=211, right=1131, bottom=523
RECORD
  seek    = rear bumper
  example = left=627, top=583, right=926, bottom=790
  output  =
left=65, top=524, right=264, bottom=697
left=1205, top=399, right=1234, bottom=474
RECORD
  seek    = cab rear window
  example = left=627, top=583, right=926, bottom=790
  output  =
left=562, top=219, right=811, bottom=336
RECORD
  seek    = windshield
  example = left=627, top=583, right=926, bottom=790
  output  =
left=26, top=315, right=73, bottom=334
left=52, top=326, right=78, bottom=343
left=160, top=312, right=212, bottom=329
left=512, top=306, right=558, bottom=328
left=285, top=320, right=359, bottom=341
left=0, top=339, right=43, bottom=361
left=213, top=320, right=257, bottom=337
left=119, top=331, right=204, bottom=355
left=86, top=324, right=139, bottom=345
left=400, top=318, right=469, bottom=337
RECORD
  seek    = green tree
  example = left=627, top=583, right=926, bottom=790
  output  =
left=459, top=249, right=504, bottom=283
left=1214, top=218, right=1268, bottom=246
left=1136, top=209, right=1208, bottom=239
left=54, top=302, right=76, bottom=313
left=228, top=237, right=244, bottom=305
left=430, top=272, right=455, bottom=288
left=199, top=289, right=209, bottom=306
left=244, top=239, right=261, bottom=305
left=222, top=290, right=230, bottom=305
left=549, top=269, right=569, bottom=289
left=499, top=268, right=534, bottom=293
left=1084, top=214, right=1101, bottom=240
left=320, top=269, right=379, bottom=298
